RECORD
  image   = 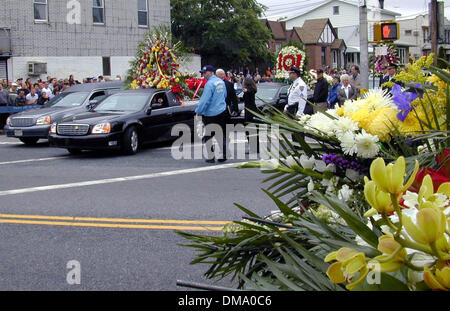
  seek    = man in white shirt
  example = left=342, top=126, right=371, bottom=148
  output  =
left=41, top=82, right=52, bottom=98
left=283, top=66, right=308, bottom=119
left=25, top=87, right=39, bottom=105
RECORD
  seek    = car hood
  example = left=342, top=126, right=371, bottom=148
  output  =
left=10, top=106, right=71, bottom=119
left=60, top=111, right=126, bottom=125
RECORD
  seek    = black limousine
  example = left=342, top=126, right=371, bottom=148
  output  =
left=48, top=89, right=197, bottom=155
left=5, top=81, right=124, bottom=145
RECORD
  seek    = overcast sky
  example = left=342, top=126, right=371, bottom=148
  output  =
left=258, top=0, right=449, bottom=19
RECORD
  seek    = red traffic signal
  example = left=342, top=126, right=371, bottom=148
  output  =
left=380, top=23, right=399, bottom=41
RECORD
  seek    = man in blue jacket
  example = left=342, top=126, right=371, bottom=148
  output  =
left=195, top=65, right=228, bottom=163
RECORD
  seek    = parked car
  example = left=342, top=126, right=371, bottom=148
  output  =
left=48, top=89, right=198, bottom=155
left=4, top=81, right=124, bottom=145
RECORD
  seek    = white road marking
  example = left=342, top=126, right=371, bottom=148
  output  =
left=0, top=157, right=67, bottom=166
left=0, top=162, right=247, bottom=197
left=0, top=142, right=22, bottom=145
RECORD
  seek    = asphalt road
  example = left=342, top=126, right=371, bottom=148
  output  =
left=0, top=134, right=275, bottom=290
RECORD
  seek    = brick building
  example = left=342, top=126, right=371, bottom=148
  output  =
left=0, top=0, right=192, bottom=82
left=263, top=18, right=346, bottom=71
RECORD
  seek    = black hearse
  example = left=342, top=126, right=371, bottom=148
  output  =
left=5, top=81, right=124, bottom=145
left=48, top=89, right=197, bottom=155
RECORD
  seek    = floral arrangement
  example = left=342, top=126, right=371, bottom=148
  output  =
left=178, top=56, right=449, bottom=291
left=373, top=44, right=399, bottom=75
left=129, top=33, right=182, bottom=91
left=275, top=46, right=306, bottom=81
left=126, top=27, right=201, bottom=99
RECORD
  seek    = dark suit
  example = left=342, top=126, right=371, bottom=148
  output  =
left=337, top=85, right=357, bottom=106
left=224, top=80, right=239, bottom=116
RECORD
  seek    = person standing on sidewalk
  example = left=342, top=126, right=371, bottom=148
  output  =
left=284, top=66, right=308, bottom=119
left=216, top=69, right=239, bottom=117
left=312, top=69, right=329, bottom=112
left=195, top=65, right=228, bottom=164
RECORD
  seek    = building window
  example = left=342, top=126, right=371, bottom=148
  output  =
left=93, top=0, right=105, bottom=24
left=397, top=48, right=406, bottom=64
left=138, top=0, right=148, bottom=27
left=333, top=6, right=340, bottom=15
left=321, top=47, right=326, bottom=66
left=423, top=27, right=430, bottom=43
left=405, top=30, right=412, bottom=36
left=275, top=43, right=281, bottom=53
left=34, top=0, right=48, bottom=22
left=102, top=57, right=111, bottom=76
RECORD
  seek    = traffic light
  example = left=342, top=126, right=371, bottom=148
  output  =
left=381, top=23, right=399, bottom=40
left=373, top=22, right=399, bottom=42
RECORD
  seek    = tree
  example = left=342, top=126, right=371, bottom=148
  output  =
left=171, top=0, right=274, bottom=69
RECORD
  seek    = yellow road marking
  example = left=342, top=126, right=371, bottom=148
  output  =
left=0, top=213, right=230, bottom=225
left=0, top=214, right=230, bottom=231
left=0, top=219, right=223, bottom=231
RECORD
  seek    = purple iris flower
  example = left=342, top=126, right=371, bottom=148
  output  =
left=391, top=84, right=418, bottom=122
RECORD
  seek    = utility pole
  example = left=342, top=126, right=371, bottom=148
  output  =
left=430, top=0, right=438, bottom=65
left=360, top=0, right=369, bottom=90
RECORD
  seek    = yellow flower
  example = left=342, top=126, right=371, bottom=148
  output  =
left=363, top=178, right=394, bottom=216
left=369, top=157, right=419, bottom=195
left=325, top=248, right=368, bottom=290
left=402, top=205, right=446, bottom=245
left=424, top=266, right=450, bottom=291
left=372, top=235, right=407, bottom=272
left=397, top=111, right=423, bottom=135
left=367, top=107, right=399, bottom=142
left=336, top=106, right=344, bottom=116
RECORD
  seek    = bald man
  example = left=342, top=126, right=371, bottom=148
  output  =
left=216, top=69, right=239, bottom=117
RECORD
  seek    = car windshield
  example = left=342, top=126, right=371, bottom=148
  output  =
left=94, top=94, right=149, bottom=112
left=256, top=87, right=279, bottom=103
left=46, top=92, right=89, bottom=108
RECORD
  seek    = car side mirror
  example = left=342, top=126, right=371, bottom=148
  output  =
left=146, top=107, right=152, bottom=115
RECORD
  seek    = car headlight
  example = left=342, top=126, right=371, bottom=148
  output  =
left=36, top=116, right=52, bottom=125
left=91, top=123, right=111, bottom=134
left=50, top=123, right=57, bottom=134
left=6, top=117, right=11, bottom=126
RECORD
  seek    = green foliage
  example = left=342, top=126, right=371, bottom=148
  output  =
left=171, top=0, right=273, bottom=68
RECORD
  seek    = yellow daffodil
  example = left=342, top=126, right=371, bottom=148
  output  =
left=424, top=266, right=450, bottom=291
left=369, top=157, right=419, bottom=195
left=325, top=248, right=368, bottom=290
left=403, top=205, right=446, bottom=245
left=363, top=177, right=394, bottom=216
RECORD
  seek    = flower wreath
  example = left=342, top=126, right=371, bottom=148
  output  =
left=275, top=46, right=306, bottom=80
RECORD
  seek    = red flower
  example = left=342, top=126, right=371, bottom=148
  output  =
left=436, top=149, right=450, bottom=178
left=171, top=84, right=183, bottom=94
left=413, top=168, right=450, bottom=193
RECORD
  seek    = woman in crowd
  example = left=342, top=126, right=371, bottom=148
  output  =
left=327, top=75, right=341, bottom=109
left=243, top=77, right=259, bottom=154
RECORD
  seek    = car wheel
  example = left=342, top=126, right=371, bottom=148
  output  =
left=67, top=148, right=83, bottom=155
left=19, top=138, right=39, bottom=145
left=122, top=126, right=139, bottom=155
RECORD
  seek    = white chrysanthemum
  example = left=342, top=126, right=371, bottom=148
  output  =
left=298, top=114, right=311, bottom=125
left=362, top=88, right=395, bottom=111
left=340, top=131, right=357, bottom=156
left=343, top=99, right=365, bottom=115
left=333, top=116, right=359, bottom=138
left=355, top=131, right=380, bottom=158
left=306, top=113, right=334, bottom=135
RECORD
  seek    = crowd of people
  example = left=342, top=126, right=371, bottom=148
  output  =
left=0, top=75, right=122, bottom=107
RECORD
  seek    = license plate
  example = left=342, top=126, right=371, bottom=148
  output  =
left=14, top=130, right=23, bottom=137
